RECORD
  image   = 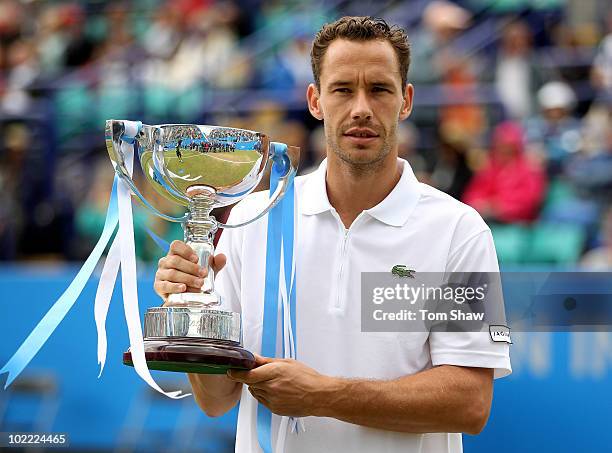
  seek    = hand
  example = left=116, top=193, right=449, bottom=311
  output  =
left=227, top=354, right=331, bottom=417
left=154, top=240, right=226, bottom=304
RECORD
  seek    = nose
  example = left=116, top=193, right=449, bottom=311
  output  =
left=350, top=89, right=373, bottom=121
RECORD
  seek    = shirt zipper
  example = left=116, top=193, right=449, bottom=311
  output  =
left=331, top=209, right=366, bottom=312
left=335, top=228, right=350, bottom=311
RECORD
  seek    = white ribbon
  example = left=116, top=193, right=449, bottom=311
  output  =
left=96, top=120, right=187, bottom=399
left=94, top=236, right=120, bottom=376
left=277, top=217, right=305, bottom=446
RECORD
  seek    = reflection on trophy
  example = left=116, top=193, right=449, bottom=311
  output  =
left=105, top=120, right=299, bottom=374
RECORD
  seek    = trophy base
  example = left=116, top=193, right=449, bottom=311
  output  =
left=122, top=337, right=256, bottom=374
left=167, top=291, right=220, bottom=306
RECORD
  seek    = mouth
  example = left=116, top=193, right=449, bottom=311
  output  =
left=342, top=127, right=380, bottom=145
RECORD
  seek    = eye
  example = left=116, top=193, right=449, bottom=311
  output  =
left=372, top=86, right=391, bottom=93
left=333, top=88, right=351, bottom=93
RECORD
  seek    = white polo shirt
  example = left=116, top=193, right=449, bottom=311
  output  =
left=215, top=158, right=511, bottom=453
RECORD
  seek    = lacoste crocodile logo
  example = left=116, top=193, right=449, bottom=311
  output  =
left=391, top=265, right=416, bottom=278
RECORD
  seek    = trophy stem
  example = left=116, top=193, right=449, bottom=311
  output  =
left=186, top=189, right=216, bottom=244
left=168, top=185, right=220, bottom=307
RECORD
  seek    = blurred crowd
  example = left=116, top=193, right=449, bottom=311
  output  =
left=0, top=0, right=611, bottom=269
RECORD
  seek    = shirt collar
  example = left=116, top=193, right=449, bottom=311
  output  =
left=301, top=158, right=333, bottom=215
left=301, top=158, right=421, bottom=227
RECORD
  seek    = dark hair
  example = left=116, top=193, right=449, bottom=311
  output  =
left=310, top=16, right=411, bottom=89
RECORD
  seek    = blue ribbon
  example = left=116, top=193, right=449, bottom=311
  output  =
left=282, top=172, right=296, bottom=358
left=258, top=143, right=296, bottom=452
left=144, top=226, right=171, bottom=253
left=1, top=178, right=120, bottom=388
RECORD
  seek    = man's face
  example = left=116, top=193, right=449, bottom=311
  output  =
left=543, top=107, right=569, bottom=122
left=307, top=39, right=413, bottom=169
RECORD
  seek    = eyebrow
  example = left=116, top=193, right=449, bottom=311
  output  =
left=371, top=81, right=395, bottom=88
left=328, top=81, right=352, bottom=88
left=328, top=80, right=396, bottom=89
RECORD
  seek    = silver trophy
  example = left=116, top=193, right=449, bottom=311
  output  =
left=105, top=120, right=298, bottom=374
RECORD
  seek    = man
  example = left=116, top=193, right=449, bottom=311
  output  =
left=524, top=81, right=582, bottom=175
left=176, top=138, right=183, bottom=162
left=154, top=16, right=511, bottom=453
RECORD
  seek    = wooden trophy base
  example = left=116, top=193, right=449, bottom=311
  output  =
left=123, top=337, right=256, bottom=374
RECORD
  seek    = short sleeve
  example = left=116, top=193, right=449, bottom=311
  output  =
left=429, top=228, right=512, bottom=379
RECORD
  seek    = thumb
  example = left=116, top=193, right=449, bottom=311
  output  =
left=211, top=253, right=227, bottom=274
left=200, top=254, right=227, bottom=279
left=253, top=353, right=275, bottom=366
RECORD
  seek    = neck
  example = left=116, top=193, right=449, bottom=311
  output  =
left=325, top=152, right=402, bottom=229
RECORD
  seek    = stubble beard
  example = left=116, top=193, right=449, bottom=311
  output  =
left=326, top=123, right=396, bottom=176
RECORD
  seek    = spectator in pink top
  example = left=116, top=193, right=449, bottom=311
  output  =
left=463, top=121, right=547, bottom=223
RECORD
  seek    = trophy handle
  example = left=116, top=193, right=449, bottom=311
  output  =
left=218, top=143, right=298, bottom=229
left=115, top=169, right=188, bottom=223
left=106, top=120, right=188, bottom=224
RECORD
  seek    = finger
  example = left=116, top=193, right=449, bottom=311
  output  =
left=156, top=268, right=204, bottom=288
left=248, top=386, right=269, bottom=400
left=227, top=364, right=276, bottom=384
left=200, top=254, right=227, bottom=278
left=159, top=255, right=205, bottom=277
left=227, top=369, right=252, bottom=383
left=248, top=386, right=270, bottom=405
left=154, top=280, right=186, bottom=297
left=253, top=353, right=275, bottom=367
left=169, top=240, right=198, bottom=262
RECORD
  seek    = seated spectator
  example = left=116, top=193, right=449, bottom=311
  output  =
left=494, top=20, right=543, bottom=120
left=566, top=104, right=612, bottom=202
left=524, top=81, right=583, bottom=175
left=398, top=121, right=429, bottom=182
left=590, top=11, right=612, bottom=96
left=409, top=0, right=472, bottom=85
left=463, top=121, right=546, bottom=223
left=429, top=122, right=473, bottom=200
left=0, top=123, right=27, bottom=260
left=581, top=206, right=612, bottom=270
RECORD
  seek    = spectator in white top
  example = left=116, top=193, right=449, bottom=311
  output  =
left=495, top=20, right=543, bottom=120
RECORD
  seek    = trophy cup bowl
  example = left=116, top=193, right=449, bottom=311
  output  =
left=105, top=120, right=299, bottom=374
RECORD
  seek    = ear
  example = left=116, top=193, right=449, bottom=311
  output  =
left=399, top=83, right=414, bottom=121
left=307, top=83, right=324, bottom=121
